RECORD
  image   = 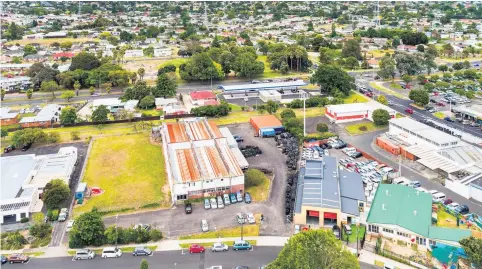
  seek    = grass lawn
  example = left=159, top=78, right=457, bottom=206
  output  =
left=341, top=224, right=366, bottom=243
left=228, top=103, right=243, bottom=112
left=370, top=49, right=394, bottom=58
left=157, top=58, right=189, bottom=83
left=396, top=113, right=405, bottom=118
left=6, top=37, right=97, bottom=46
left=179, top=222, right=260, bottom=240
left=74, top=133, right=166, bottom=216
left=345, top=122, right=388, bottom=135
left=344, top=91, right=369, bottom=104
left=369, top=82, right=407, bottom=99
left=389, top=83, right=403, bottom=90
left=433, top=111, right=445, bottom=119
left=245, top=174, right=271, bottom=202
left=179, top=240, right=257, bottom=249
left=212, top=107, right=324, bottom=126
left=139, top=109, right=161, bottom=116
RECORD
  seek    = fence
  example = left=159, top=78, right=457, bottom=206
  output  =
left=377, top=246, right=432, bottom=269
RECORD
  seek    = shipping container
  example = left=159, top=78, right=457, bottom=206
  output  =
left=260, top=128, right=276, bottom=137
left=376, top=137, right=400, bottom=156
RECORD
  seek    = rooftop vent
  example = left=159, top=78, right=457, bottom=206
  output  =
left=385, top=190, right=390, bottom=196
left=413, top=210, right=417, bottom=216
left=382, top=204, right=386, bottom=211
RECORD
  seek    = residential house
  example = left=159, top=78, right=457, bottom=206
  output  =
left=23, top=54, right=48, bottom=62
left=124, top=49, right=144, bottom=58
left=189, top=91, right=218, bottom=106
left=19, top=104, right=62, bottom=128
left=0, top=76, right=31, bottom=91
left=155, top=98, right=178, bottom=110
left=0, top=107, right=19, bottom=125
left=52, top=52, right=74, bottom=60
left=154, top=47, right=171, bottom=57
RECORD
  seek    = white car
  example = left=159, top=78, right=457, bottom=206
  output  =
left=207, top=266, right=223, bottom=269
left=246, top=212, right=256, bottom=224
left=210, top=198, right=218, bottom=209
left=211, top=242, right=228, bottom=252
left=447, top=203, right=460, bottom=211
left=66, top=220, right=75, bottom=232
left=201, top=219, right=209, bottom=232
left=427, top=190, right=440, bottom=196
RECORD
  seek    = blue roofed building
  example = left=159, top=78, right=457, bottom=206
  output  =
left=294, top=157, right=366, bottom=228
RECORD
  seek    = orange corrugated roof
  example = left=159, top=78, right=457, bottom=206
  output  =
left=167, top=123, right=189, bottom=143
left=206, top=146, right=228, bottom=177
left=176, top=149, right=200, bottom=182
left=251, top=115, right=282, bottom=129
left=208, top=121, right=223, bottom=138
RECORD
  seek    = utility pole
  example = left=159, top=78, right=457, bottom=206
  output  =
left=302, top=91, right=307, bottom=136
left=241, top=219, right=244, bottom=241
left=78, top=0, right=81, bottom=17
left=115, top=214, right=119, bottom=248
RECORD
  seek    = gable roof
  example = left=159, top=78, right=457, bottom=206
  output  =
left=339, top=170, right=365, bottom=201
left=428, top=226, right=472, bottom=243
left=367, top=184, right=432, bottom=237
left=190, top=91, right=216, bottom=100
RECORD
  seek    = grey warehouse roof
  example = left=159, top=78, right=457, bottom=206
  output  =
left=220, top=80, right=307, bottom=92
left=1, top=155, right=37, bottom=199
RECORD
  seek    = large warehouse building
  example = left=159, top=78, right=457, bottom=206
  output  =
left=1, top=147, right=78, bottom=224
left=161, top=118, right=245, bottom=203
left=325, top=101, right=396, bottom=124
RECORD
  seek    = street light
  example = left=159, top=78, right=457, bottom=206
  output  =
left=300, top=91, right=309, bottom=136
left=115, top=214, right=119, bottom=248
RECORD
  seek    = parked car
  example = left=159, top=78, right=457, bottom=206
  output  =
left=470, top=122, right=480, bottom=127
left=244, top=192, right=252, bottom=204
left=432, top=192, right=446, bottom=203
left=447, top=203, right=460, bottom=211
left=332, top=225, right=340, bottom=240
left=444, top=117, right=455, bottom=122
left=58, top=208, right=69, bottom=222
left=4, top=145, right=15, bottom=153
left=185, top=202, right=193, bottom=214
left=233, top=135, right=244, bottom=142
left=455, top=205, right=469, bottom=214
left=217, top=196, right=224, bottom=209
left=210, top=198, right=218, bottom=209
left=8, top=254, right=29, bottom=264
left=201, top=219, right=209, bottom=232
left=236, top=213, right=246, bottom=224
left=236, top=192, right=243, bottom=202
left=230, top=193, right=237, bottom=204
left=22, top=143, right=32, bottom=151
left=437, top=102, right=445, bottom=107
left=1, top=255, right=7, bottom=264
left=102, top=247, right=122, bottom=258
left=405, top=108, right=414, bottom=114
left=223, top=194, right=231, bottom=205
left=246, top=212, right=256, bottom=224
left=344, top=224, right=352, bottom=235
left=408, top=181, right=421, bottom=188
left=74, top=249, right=95, bottom=260
left=443, top=198, right=453, bottom=205
left=133, top=246, right=152, bottom=256
left=211, top=242, right=228, bottom=252
left=66, top=220, right=75, bottom=232
left=232, top=240, right=252, bottom=251
left=189, top=244, right=205, bottom=254
left=204, top=198, right=211, bottom=209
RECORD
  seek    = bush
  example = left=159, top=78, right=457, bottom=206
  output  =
left=372, top=109, right=391, bottom=126
left=135, top=227, right=150, bottom=243
left=358, top=125, right=368, bottom=131
left=46, top=209, right=53, bottom=220
left=245, top=169, right=268, bottom=188
left=280, top=109, right=296, bottom=120
left=30, top=223, right=52, bottom=239
left=20, top=217, right=29, bottom=223
left=149, top=229, right=163, bottom=241
left=51, top=209, right=60, bottom=221
left=302, top=132, right=336, bottom=142
left=316, top=123, right=329, bottom=132
left=191, top=103, right=230, bottom=117
left=158, top=64, right=176, bottom=75
left=2, top=232, right=27, bottom=250
left=140, top=203, right=161, bottom=209
left=71, top=131, right=80, bottom=140
left=46, top=132, right=60, bottom=143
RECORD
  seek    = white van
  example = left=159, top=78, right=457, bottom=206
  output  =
left=201, top=219, right=209, bottom=232
left=392, top=178, right=410, bottom=186
left=74, top=249, right=95, bottom=260
left=432, top=192, right=446, bottom=203
left=101, top=247, right=122, bottom=258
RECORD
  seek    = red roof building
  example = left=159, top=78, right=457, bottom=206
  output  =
left=189, top=91, right=218, bottom=106
left=52, top=52, right=74, bottom=60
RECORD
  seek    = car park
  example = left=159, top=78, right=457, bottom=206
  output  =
left=189, top=244, right=205, bottom=254
left=246, top=212, right=256, bottom=224
left=204, top=199, right=211, bottom=209
left=201, top=219, right=209, bottom=232
left=210, top=198, right=218, bottom=209
left=132, top=246, right=152, bottom=256
left=223, top=194, right=231, bottom=205
left=236, top=213, right=246, bottom=224
left=8, top=254, right=29, bottom=264
left=245, top=192, right=252, bottom=204
left=232, top=240, right=252, bottom=251
left=185, top=202, right=193, bottom=214
left=211, top=242, right=228, bottom=252
left=102, top=247, right=122, bottom=258
left=217, top=196, right=224, bottom=209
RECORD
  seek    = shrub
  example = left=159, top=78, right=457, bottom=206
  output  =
left=140, top=203, right=161, bottom=209
left=316, top=123, right=329, bottom=132
left=302, top=132, right=336, bottom=142
left=191, top=103, right=230, bottom=117
left=2, top=232, right=27, bottom=250
left=46, top=209, right=53, bottom=220
left=149, top=229, right=163, bottom=241
left=71, top=131, right=80, bottom=140
left=280, top=109, right=296, bottom=120
left=358, top=125, right=368, bottom=131
left=135, top=227, right=150, bottom=243
left=372, top=109, right=391, bottom=126
left=30, top=223, right=52, bottom=239
left=46, top=132, right=60, bottom=143
left=51, top=209, right=60, bottom=221
left=20, top=217, right=29, bottom=223
left=245, top=169, right=268, bottom=188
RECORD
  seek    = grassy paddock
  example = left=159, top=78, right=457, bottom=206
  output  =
left=344, top=91, right=370, bottom=104
left=245, top=173, right=271, bottom=202
left=179, top=221, right=260, bottom=240
left=6, top=37, right=98, bottom=46
left=74, top=133, right=166, bottom=216
left=345, top=122, right=387, bottom=135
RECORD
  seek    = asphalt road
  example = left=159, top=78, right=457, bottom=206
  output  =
left=15, top=247, right=377, bottom=269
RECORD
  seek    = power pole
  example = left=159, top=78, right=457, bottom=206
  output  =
left=78, top=0, right=81, bottom=17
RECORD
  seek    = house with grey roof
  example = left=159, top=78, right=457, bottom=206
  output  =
left=294, top=157, right=366, bottom=228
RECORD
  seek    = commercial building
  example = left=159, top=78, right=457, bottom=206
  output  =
left=1, top=147, right=78, bottom=224
left=250, top=115, right=284, bottom=137
left=325, top=101, right=396, bottom=124
left=294, top=157, right=366, bottom=229
left=0, top=107, right=19, bottom=125
left=160, top=118, right=245, bottom=203
left=124, top=49, right=144, bottom=58
left=154, top=47, right=172, bottom=57
left=0, top=76, right=31, bottom=91
left=219, top=80, right=307, bottom=92
left=367, top=185, right=472, bottom=251
left=19, top=104, right=62, bottom=128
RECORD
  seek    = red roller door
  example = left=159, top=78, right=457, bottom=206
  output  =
left=324, top=212, right=337, bottom=219
left=308, top=210, right=319, bottom=217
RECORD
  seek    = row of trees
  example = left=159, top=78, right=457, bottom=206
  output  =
left=355, top=27, right=429, bottom=46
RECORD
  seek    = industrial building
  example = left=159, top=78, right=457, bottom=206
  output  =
left=325, top=101, right=396, bottom=124
left=250, top=115, right=284, bottom=137
left=1, top=147, right=78, bottom=224
left=294, top=157, right=366, bottom=229
left=0, top=76, right=31, bottom=91
left=160, top=118, right=245, bottom=203
left=219, top=80, right=307, bottom=92
left=19, top=104, right=62, bottom=128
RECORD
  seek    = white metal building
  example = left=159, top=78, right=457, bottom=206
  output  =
left=124, top=49, right=144, bottom=58
left=154, top=47, right=172, bottom=57
left=1, top=147, right=77, bottom=224
left=325, top=101, right=396, bottom=124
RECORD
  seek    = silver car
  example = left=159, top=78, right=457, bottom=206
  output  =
left=211, top=242, right=228, bottom=252
left=204, top=198, right=211, bottom=209
left=223, top=194, right=230, bottom=205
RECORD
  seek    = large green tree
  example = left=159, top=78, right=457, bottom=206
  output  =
left=42, top=179, right=71, bottom=209
left=266, top=100, right=279, bottom=114
left=267, top=230, right=359, bottom=269
left=460, top=237, right=482, bottom=268
left=91, top=105, right=109, bottom=122
left=409, top=89, right=429, bottom=106
left=122, top=81, right=152, bottom=101
left=311, top=65, right=354, bottom=96
left=69, top=212, right=105, bottom=248
left=60, top=106, right=78, bottom=125
left=233, top=52, right=264, bottom=78
left=152, top=73, right=177, bottom=98
left=372, top=109, right=391, bottom=126
left=394, top=52, right=424, bottom=75
left=40, top=80, right=60, bottom=98
left=179, top=53, right=224, bottom=81
left=11, top=128, right=47, bottom=147
left=341, top=39, right=362, bottom=60
left=69, top=52, right=101, bottom=71
left=61, top=90, right=75, bottom=102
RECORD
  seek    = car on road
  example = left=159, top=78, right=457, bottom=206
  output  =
left=332, top=225, right=340, bottom=240
left=8, top=254, right=29, bottom=264
left=102, top=247, right=122, bottom=258
left=1, top=255, right=7, bottom=264
left=210, top=197, right=218, bottom=209
left=444, top=117, right=455, bottom=122
left=211, top=242, right=228, bottom=252
left=387, top=101, right=393, bottom=106
left=189, top=244, right=205, bottom=254
left=223, top=194, right=231, bottom=205
left=204, top=198, right=211, bottom=209
left=405, top=108, right=414, bottom=114
left=236, top=213, right=246, bottom=224
left=22, top=143, right=32, bottom=151
left=185, top=202, right=193, bottom=214
left=344, top=224, right=352, bottom=235
left=455, top=205, right=469, bottom=215
left=233, top=135, right=244, bottom=142
left=4, top=145, right=15, bottom=153
left=132, top=246, right=152, bottom=256
left=408, top=181, right=421, bottom=188
left=246, top=212, right=256, bottom=224
left=207, top=266, right=223, bottom=269
left=230, top=193, right=237, bottom=204
left=66, top=220, right=75, bottom=232
left=470, top=122, right=481, bottom=127
left=74, top=249, right=95, bottom=260
left=201, top=219, right=209, bottom=232
left=236, top=192, right=243, bottom=202
left=58, top=208, right=69, bottom=222
left=91, top=93, right=100, bottom=97
left=244, top=192, right=252, bottom=204
left=234, top=266, right=249, bottom=269
left=232, top=240, right=253, bottom=251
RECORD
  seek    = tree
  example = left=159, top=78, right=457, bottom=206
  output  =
left=258, top=40, right=269, bottom=55
left=394, top=52, right=424, bottom=75
left=60, top=41, right=73, bottom=50
left=460, top=237, right=482, bottom=268
left=416, top=45, right=425, bottom=52
left=266, top=100, right=279, bottom=114
left=143, top=47, right=154, bottom=57
left=140, top=259, right=149, bottom=269
left=106, top=86, right=111, bottom=94
left=42, top=179, right=70, bottom=209
left=60, top=106, right=77, bottom=125
left=122, top=81, right=152, bottom=101
left=452, top=62, right=464, bottom=70
left=89, top=86, right=95, bottom=95
left=267, top=230, right=359, bottom=269
left=40, top=80, right=59, bottom=98
left=318, top=47, right=336, bottom=65
left=280, top=109, right=296, bottom=120
left=1, top=128, right=8, bottom=140
left=69, top=212, right=105, bottom=248
left=392, top=36, right=400, bottom=48
left=180, top=53, right=224, bottom=81
left=245, top=169, right=268, bottom=187
left=307, top=21, right=314, bottom=31
left=23, top=44, right=38, bottom=56
left=158, top=65, right=176, bottom=75
left=409, top=89, right=429, bottom=106
left=139, top=95, right=155, bottom=109
left=377, top=55, right=396, bottom=80
left=0, top=89, right=4, bottom=101
left=344, top=57, right=359, bottom=70
left=341, top=39, right=362, bottom=60
left=316, top=123, right=328, bottom=132
left=61, top=90, right=75, bottom=102
left=74, top=80, right=81, bottom=96
left=69, top=52, right=101, bottom=71
left=442, top=44, right=454, bottom=58
left=27, top=63, right=59, bottom=88
left=402, top=74, right=412, bottom=85
left=11, top=128, right=47, bottom=147
left=152, top=73, right=177, bottom=98
left=311, top=65, right=354, bottom=96
left=372, top=109, right=391, bottom=126
left=233, top=53, right=264, bottom=78
left=91, top=105, right=109, bottom=122
left=438, top=64, right=448, bottom=73
left=377, top=95, right=388, bottom=105
left=138, top=68, right=145, bottom=81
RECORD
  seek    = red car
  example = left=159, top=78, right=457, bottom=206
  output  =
left=437, top=102, right=445, bottom=107
left=405, top=108, right=414, bottom=114
left=443, top=198, right=453, bottom=205
left=189, top=244, right=205, bottom=254
left=8, top=254, right=29, bottom=264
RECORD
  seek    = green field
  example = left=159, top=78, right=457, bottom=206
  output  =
left=245, top=173, right=271, bottom=202
left=345, top=122, right=388, bottom=135
left=74, top=134, right=166, bottom=216
left=179, top=223, right=260, bottom=240
left=344, top=91, right=370, bottom=104
left=341, top=224, right=366, bottom=243
left=6, top=37, right=98, bottom=46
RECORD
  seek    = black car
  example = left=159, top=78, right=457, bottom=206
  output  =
left=132, top=246, right=152, bottom=256
left=332, top=225, right=341, bottom=240
left=22, top=143, right=32, bottom=151
left=1, top=255, right=7, bottom=264
left=233, top=135, right=244, bottom=142
left=185, top=202, right=192, bottom=214
left=4, top=145, right=15, bottom=153
left=455, top=205, right=469, bottom=215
